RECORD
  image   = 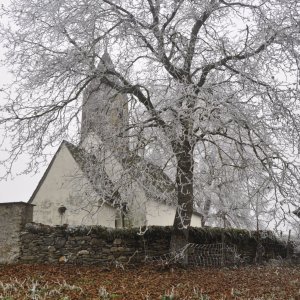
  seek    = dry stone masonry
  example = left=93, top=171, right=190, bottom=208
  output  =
left=19, top=223, right=288, bottom=265
left=20, top=223, right=171, bottom=265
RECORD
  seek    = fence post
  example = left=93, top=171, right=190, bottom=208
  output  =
left=221, top=231, right=225, bottom=267
left=287, top=229, right=292, bottom=259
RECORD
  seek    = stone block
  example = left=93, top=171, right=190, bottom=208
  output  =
left=20, top=255, right=35, bottom=261
left=21, top=233, right=36, bottom=242
left=77, top=250, right=89, bottom=256
left=48, top=246, right=56, bottom=252
left=59, top=256, right=68, bottom=263
left=113, top=238, right=122, bottom=245
left=91, top=238, right=102, bottom=246
left=117, top=256, right=127, bottom=262
left=55, top=237, right=66, bottom=249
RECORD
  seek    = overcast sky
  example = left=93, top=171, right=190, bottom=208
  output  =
left=0, top=0, right=45, bottom=202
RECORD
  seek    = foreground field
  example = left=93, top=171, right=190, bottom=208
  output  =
left=0, top=264, right=300, bottom=299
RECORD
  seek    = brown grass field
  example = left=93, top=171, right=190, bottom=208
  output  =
left=0, top=264, right=300, bottom=299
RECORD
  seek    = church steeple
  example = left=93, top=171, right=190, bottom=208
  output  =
left=81, top=52, right=129, bottom=152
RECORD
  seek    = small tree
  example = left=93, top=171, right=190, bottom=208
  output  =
left=1, top=0, right=300, bottom=250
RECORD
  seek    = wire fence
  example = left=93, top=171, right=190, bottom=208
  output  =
left=145, top=242, right=241, bottom=267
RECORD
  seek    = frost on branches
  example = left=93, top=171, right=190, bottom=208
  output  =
left=1, top=0, right=300, bottom=247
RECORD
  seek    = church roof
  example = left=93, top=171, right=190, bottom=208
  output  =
left=28, top=140, right=120, bottom=206
left=121, top=153, right=177, bottom=205
left=63, top=141, right=121, bottom=205
left=65, top=140, right=177, bottom=207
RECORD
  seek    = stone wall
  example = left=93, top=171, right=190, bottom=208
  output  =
left=19, top=223, right=289, bottom=265
left=0, top=202, right=34, bottom=263
left=20, top=224, right=170, bottom=264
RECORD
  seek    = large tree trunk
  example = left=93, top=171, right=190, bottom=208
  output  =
left=170, top=140, right=194, bottom=265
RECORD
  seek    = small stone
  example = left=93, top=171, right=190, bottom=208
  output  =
left=77, top=250, right=89, bottom=256
left=59, top=256, right=67, bottom=263
left=113, top=239, right=122, bottom=245
left=91, top=238, right=102, bottom=246
left=117, top=256, right=127, bottom=262
left=268, top=259, right=282, bottom=266
left=43, top=237, right=54, bottom=244
left=20, top=255, right=35, bottom=261
left=55, top=237, right=66, bottom=249
left=48, top=246, right=56, bottom=252
left=48, top=257, right=57, bottom=263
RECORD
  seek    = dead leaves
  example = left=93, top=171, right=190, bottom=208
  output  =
left=0, top=264, right=300, bottom=299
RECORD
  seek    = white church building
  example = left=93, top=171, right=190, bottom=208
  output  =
left=28, top=53, right=203, bottom=228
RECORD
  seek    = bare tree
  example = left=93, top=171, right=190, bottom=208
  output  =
left=1, top=0, right=300, bottom=250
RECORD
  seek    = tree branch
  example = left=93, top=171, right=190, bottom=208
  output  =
left=196, top=33, right=277, bottom=89
left=220, top=0, right=262, bottom=8
left=183, top=1, right=216, bottom=73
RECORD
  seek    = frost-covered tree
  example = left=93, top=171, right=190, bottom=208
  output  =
left=194, top=140, right=276, bottom=230
left=1, top=0, right=300, bottom=248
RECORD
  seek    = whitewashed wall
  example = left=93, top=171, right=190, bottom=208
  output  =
left=32, top=139, right=202, bottom=228
left=146, top=200, right=202, bottom=227
left=31, top=143, right=116, bottom=227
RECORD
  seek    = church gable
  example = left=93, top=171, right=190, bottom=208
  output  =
left=29, top=141, right=116, bottom=227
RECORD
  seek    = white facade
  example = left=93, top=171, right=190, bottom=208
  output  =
left=30, top=143, right=116, bottom=227
left=146, top=200, right=203, bottom=227
left=30, top=141, right=202, bottom=228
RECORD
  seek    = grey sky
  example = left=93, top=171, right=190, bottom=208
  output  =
left=0, top=0, right=45, bottom=202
